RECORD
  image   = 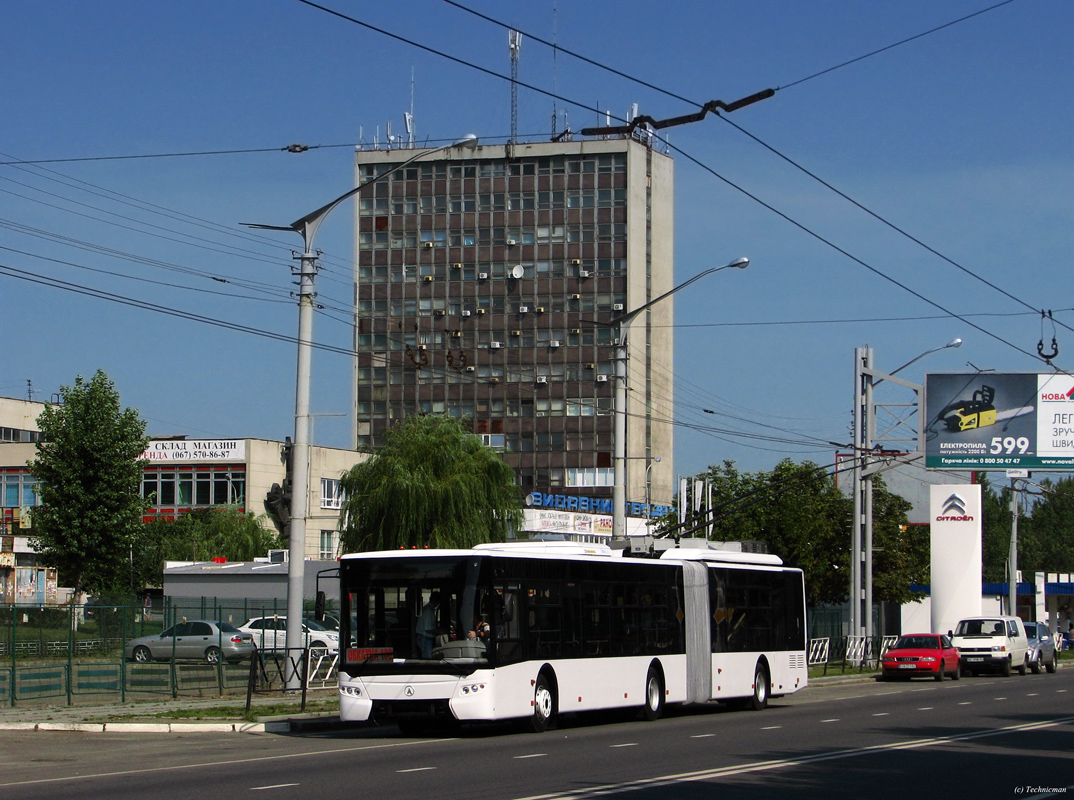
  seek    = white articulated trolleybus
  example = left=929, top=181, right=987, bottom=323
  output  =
left=337, top=541, right=807, bottom=733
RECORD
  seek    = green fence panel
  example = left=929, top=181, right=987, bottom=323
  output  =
left=73, top=664, right=122, bottom=694
left=126, top=663, right=173, bottom=694
left=15, top=666, right=67, bottom=700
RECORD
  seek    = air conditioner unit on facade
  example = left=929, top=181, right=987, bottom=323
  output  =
left=570, top=294, right=581, bottom=300
left=596, top=375, right=609, bottom=382
left=465, top=366, right=475, bottom=373
left=478, top=272, right=489, bottom=280
left=476, top=308, right=487, bottom=315
left=418, top=344, right=427, bottom=351
left=451, top=331, right=462, bottom=338
left=490, top=341, right=502, bottom=349
left=506, top=238, right=517, bottom=246
left=535, top=376, right=548, bottom=384
left=423, top=241, right=434, bottom=249
left=612, top=303, right=624, bottom=311
left=435, top=309, right=446, bottom=316
left=423, top=275, right=434, bottom=283
left=452, top=263, right=462, bottom=269
left=461, top=310, right=471, bottom=317
left=550, top=341, right=561, bottom=348
left=579, top=270, right=591, bottom=278
left=518, top=306, right=529, bottom=314
left=511, top=330, right=521, bottom=336
left=489, top=377, right=500, bottom=384
left=571, top=328, right=581, bottom=334
left=535, top=307, right=546, bottom=313
left=571, top=259, right=581, bottom=266
left=585, top=363, right=595, bottom=369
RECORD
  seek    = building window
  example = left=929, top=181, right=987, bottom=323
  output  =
left=567, top=467, right=615, bottom=488
left=321, top=478, right=344, bottom=510
left=141, top=466, right=245, bottom=513
left=320, top=530, right=336, bottom=560
left=2, top=471, right=38, bottom=508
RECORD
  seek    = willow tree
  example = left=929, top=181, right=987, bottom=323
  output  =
left=338, top=415, right=522, bottom=552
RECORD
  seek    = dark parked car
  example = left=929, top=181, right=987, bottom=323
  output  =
left=125, top=620, right=254, bottom=664
left=881, top=633, right=961, bottom=681
left=1025, top=621, right=1059, bottom=674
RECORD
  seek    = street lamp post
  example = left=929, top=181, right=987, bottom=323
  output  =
left=645, top=456, right=662, bottom=532
left=609, top=257, right=749, bottom=542
left=244, top=135, right=478, bottom=686
left=850, top=337, right=962, bottom=644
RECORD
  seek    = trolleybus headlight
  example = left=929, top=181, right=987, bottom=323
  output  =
left=461, top=683, right=486, bottom=695
left=340, top=685, right=362, bottom=697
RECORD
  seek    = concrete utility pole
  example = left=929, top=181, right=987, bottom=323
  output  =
left=850, top=338, right=961, bottom=642
left=610, top=258, right=748, bottom=541
left=245, top=135, right=478, bottom=688
left=1009, top=477, right=1019, bottom=616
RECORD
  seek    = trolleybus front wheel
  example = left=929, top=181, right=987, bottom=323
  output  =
left=529, top=674, right=555, bottom=733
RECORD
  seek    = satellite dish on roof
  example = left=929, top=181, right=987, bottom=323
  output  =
left=510, top=265, right=525, bottom=279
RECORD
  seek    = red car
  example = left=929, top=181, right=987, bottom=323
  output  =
left=881, top=633, right=961, bottom=681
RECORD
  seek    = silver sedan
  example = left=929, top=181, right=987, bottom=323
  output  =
left=125, top=620, right=255, bottom=664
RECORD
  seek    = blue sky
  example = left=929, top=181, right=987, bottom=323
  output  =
left=2, top=0, right=1071, bottom=484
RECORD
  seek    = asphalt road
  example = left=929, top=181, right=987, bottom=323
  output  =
left=1, top=670, right=1073, bottom=800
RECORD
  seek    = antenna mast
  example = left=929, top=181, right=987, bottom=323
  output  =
left=509, top=29, right=522, bottom=145
left=550, top=1, right=558, bottom=139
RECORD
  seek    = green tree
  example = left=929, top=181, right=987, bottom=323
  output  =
left=978, top=474, right=1012, bottom=582
left=869, top=476, right=925, bottom=605
left=338, top=415, right=522, bottom=552
left=28, top=371, right=149, bottom=600
left=133, top=507, right=282, bottom=588
left=664, top=459, right=918, bottom=607
left=1020, top=477, right=1074, bottom=573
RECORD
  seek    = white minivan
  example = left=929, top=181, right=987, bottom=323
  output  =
left=950, top=615, right=1030, bottom=677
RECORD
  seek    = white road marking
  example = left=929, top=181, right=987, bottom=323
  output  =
left=690, top=734, right=716, bottom=738
left=918, top=708, right=933, bottom=711
left=0, top=738, right=449, bottom=789
left=514, top=754, right=547, bottom=759
left=820, top=718, right=839, bottom=723
left=760, top=726, right=782, bottom=730
left=611, top=743, right=638, bottom=748
left=397, top=767, right=437, bottom=773
left=872, top=713, right=889, bottom=717
left=509, top=716, right=1074, bottom=800
left=251, top=784, right=299, bottom=791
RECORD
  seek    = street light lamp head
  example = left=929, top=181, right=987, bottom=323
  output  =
left=947, top=337, right=963, bottom=349
left=453, top=134, right=479, bottom=150
left=653, top=456, right=662, bottom=463
left=728, top=257, right=750, bottom=270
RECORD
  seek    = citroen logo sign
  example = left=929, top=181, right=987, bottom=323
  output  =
left=404, top=685, right=415, bottom=697
left=936, top=493, right=974, bottom=522
left=942, top=494, right=967, bottom=516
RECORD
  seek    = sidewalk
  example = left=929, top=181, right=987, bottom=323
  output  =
left=0, top=673, right=878, bottom=735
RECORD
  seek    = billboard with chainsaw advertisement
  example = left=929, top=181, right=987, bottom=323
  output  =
left=925, top=373, right=1074, bottom=470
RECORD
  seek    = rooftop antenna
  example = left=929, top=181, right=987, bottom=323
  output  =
left=386, top=119, right=394, bottom=150
left=509, top=29, right=522, bottom=145
left=550, top=0, right=558, bottom=140
left=408, top=66, right=416, bottom=147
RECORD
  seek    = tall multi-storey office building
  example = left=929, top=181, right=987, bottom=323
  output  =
left=352, top=137, right=674, bottom=526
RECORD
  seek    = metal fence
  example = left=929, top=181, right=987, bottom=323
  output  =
left=1, top=599, right=340, bottom=708
left=808, top=635, right=898, bottom=675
